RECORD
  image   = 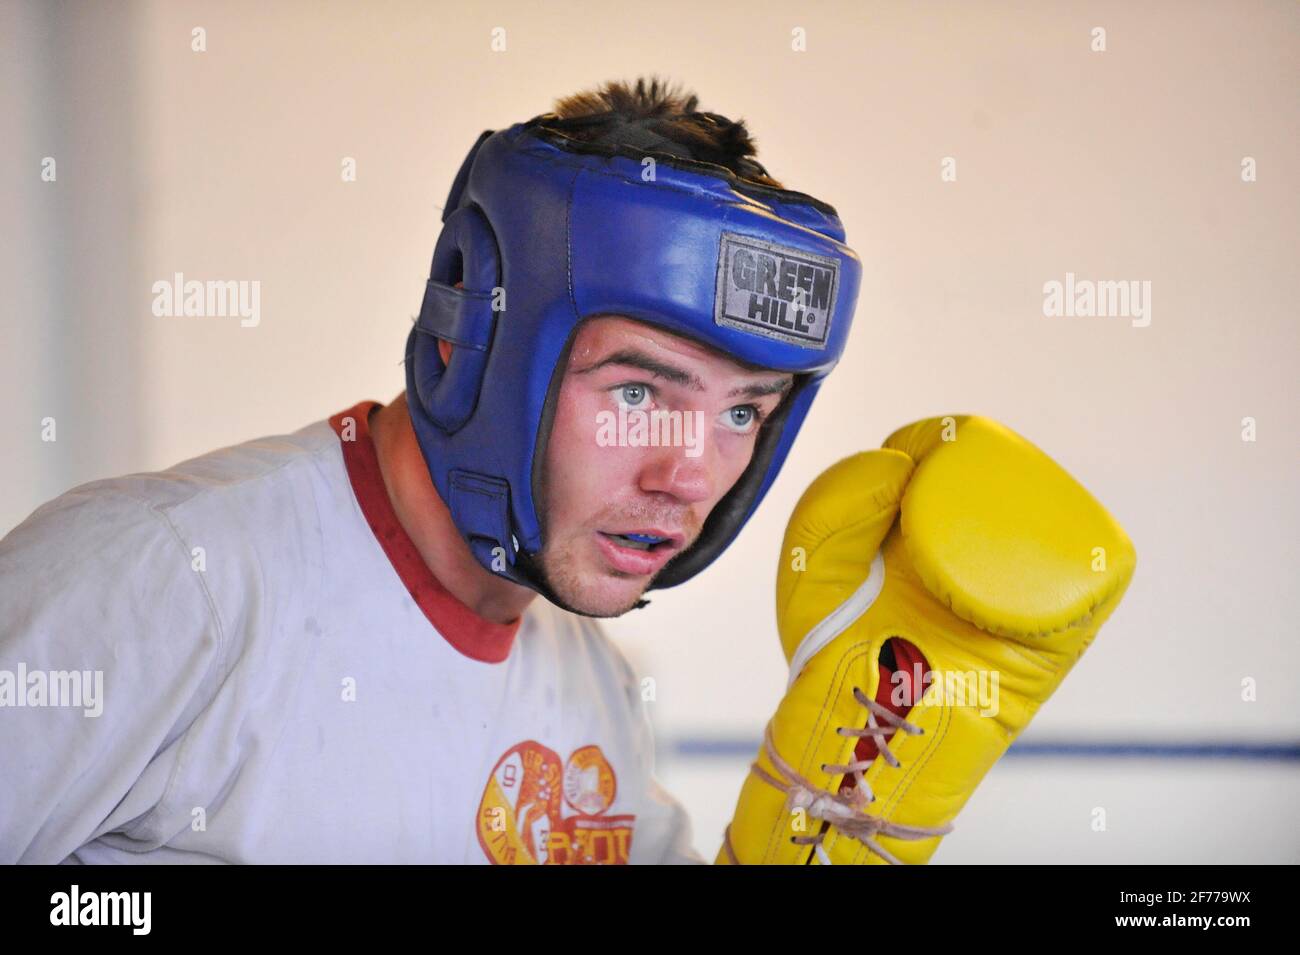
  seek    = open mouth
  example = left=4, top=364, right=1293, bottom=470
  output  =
left=594, top=529, right=685, bottom=577
left=598, top=531, right=675, bottom=552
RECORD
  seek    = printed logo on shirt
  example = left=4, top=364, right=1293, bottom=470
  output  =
left=476, top=741, right=634, bottom=864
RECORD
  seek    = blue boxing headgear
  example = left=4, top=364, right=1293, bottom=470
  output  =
left=405, top=112, right=862, bottom=615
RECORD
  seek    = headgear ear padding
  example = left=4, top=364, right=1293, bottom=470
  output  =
left=404, top=114, right=862, bottom=614
left=410, top=205, right=500, bottom=433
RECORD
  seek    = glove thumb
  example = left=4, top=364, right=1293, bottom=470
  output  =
left=776, top=449, right=913, bottom=666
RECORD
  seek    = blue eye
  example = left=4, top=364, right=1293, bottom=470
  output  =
left=615, top=383, right=651, bottom=408
left=721, top=405, right=762, bottom=433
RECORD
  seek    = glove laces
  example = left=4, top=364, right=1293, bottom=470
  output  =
left=723, top=687, right=954, bottom=865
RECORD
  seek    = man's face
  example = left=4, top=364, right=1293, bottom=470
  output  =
left=535, top=316, right=794, bottom=617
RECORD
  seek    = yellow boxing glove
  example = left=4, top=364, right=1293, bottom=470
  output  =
left=717, top=415, right=1136, bottom=864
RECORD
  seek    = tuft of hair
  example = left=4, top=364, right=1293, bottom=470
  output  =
left=547, top=76, right=784, bottom=188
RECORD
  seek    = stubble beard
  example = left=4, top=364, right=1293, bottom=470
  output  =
left=534, top=532, right=655, bottom=618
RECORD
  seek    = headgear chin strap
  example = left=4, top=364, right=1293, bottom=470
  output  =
left=404, top=113, right=862, bottom=616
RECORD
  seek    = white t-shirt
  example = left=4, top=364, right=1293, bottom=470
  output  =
left=0, top=401, right=706, bottom=865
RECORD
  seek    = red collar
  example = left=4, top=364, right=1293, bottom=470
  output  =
left=328, top=401, right=521, bottom=664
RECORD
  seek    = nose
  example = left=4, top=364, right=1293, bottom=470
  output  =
left=637, top=441, right=716, bottom=505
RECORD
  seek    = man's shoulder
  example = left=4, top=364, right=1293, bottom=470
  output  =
left=33, top=417, right=337, bottom=523
left=2, top=416, right=345, bottom=581
left=88, top=418, right=341, bottom=513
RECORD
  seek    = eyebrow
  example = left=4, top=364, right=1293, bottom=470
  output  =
left=576, top=348, right=794, bottom=401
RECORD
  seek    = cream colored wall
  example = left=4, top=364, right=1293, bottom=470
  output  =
left=3, top=0, right=1296, bottom=861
